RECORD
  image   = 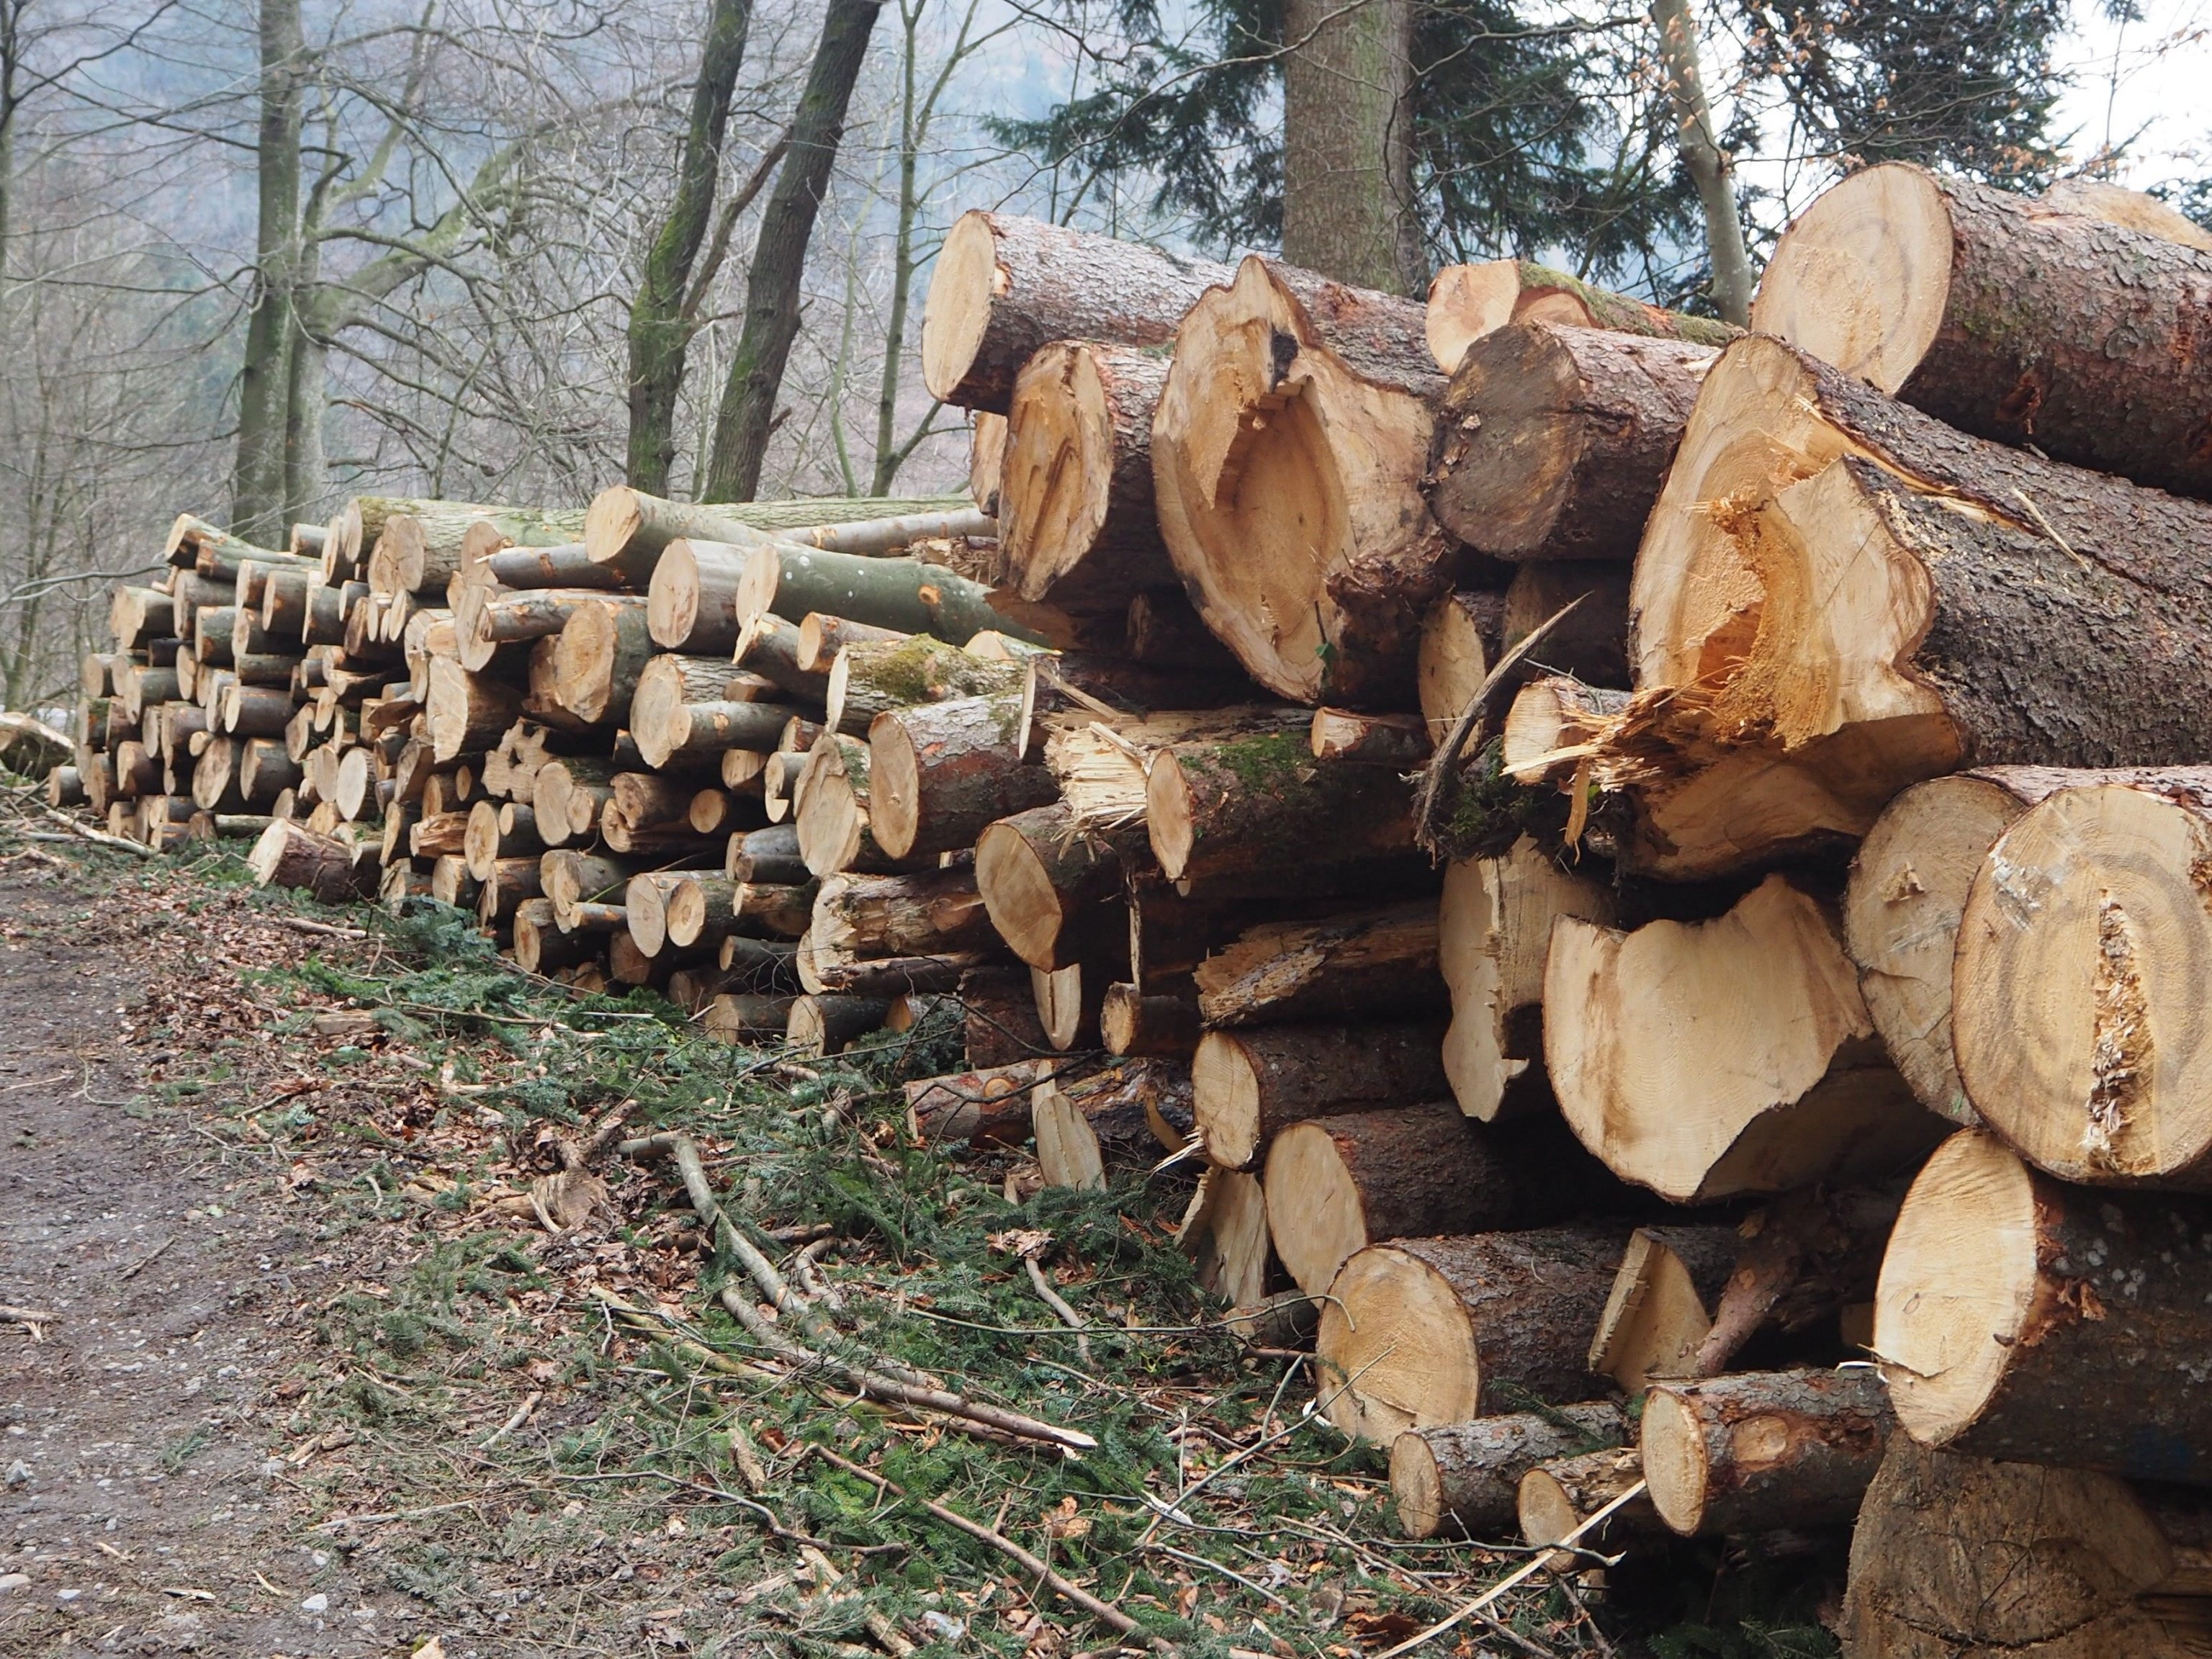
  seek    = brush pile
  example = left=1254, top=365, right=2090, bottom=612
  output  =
left=58, top=165, right=2212, bottom=1650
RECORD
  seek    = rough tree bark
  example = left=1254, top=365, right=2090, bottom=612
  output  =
left=1280, top=0, right=1420, bottom=295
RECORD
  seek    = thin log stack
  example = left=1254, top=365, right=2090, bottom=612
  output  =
left=58, top=169, right=2212, bottom=1642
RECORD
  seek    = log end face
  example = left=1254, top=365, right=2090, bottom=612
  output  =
left=646, top=547, right=701, bottom=650
left=1263, top=1119, right=1370, bottom=1296
left=1000, top=343, right=1113, bottom=600
left=865, top=718, right=922, bottom=860
left=1144, top=753, right=1197, bottom=881
left=1752, top=161, right=1952, bottom=396
left=1954, top=783, right=2212, bottom=1182
left=1316, top=1244, right=1481, bottom=1442
left=974, top=818, right=1062, bottom=969
left=1874, top=1128, right=2038, bottom=1452
left=1191, top=1031, right=1262, bottom=1169
left=1424, top=261, right=1521, bottom=376
left=921, top=210, right=1004, bottom=407
left=1638, top=1386, right=1710, bottom=1536
left=1388, top=1432, right=1445, bottom=1539
left=1427, top=323, right=1586, bottom=557
left=583, top=487, right=644, bottom=567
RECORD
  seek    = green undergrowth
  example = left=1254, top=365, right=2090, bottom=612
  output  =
left=35, top=824, right=1842, bottom=1658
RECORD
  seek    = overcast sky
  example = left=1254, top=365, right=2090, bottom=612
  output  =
left=2051, top=0, right=2211, bottom=190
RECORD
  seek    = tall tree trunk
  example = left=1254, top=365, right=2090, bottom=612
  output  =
left=233, top=0, right=305, bottom=544
left=1280, top=0, right=1421, bottom=295
left=624, top=0, right=755, bottom=495
left=1650, top=0, right=1753, bottom=325
left=870, top=0, right=925, bottom=495
left=284, top=235, right=327, bottom=526
left=703, top=0, right=885, bottom=501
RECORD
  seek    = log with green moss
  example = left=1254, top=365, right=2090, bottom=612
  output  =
left=1145, top=728, right=1416, bottom=882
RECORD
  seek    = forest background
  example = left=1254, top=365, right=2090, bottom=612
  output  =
left=1, top=0, right=2203, bottom=710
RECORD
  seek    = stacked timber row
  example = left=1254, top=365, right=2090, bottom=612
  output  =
left=58, top=171, right=2212, bottom=1642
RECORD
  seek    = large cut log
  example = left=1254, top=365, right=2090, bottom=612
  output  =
left=867, top=695, right=1058, bottom=860
left=1948, top=772, right=2212, bottom=1187
left=1605, top=333, right=2212, bottom=879
left=1316, top=1226, right=1630, bottom=1442
left=1425, top=258, right=1736, bottom=377
left=1586, top=1224, right=1738, bottom=1395
left=1640, top=1366, right=1893, bottom=1537
left=1753, top=161, right=2212, bottom=498
left=1545, top=873, right=1941, bottom=1202
left=704, top=994, right=801, bottom=1043
left=973, top=802, right=1122, bottom=971
left=645, top=539, right=753, bottom=653
left=1191, top=1020, right=1448, bottom=1170
left=919, top=210, right=1235, bottom=413
left=1876, top=1128, right=2212, bottom=1484
left=1146, top=730, right=1413, bottom=881
left=248, top=819, right=363, bottom=904
left=824, top=636, right=1023, bottom=735
left=551, top=601, right=656, bottom=724
left=1424, top=323, right=1713, bottom=563
left=997, top=341, right=1177, bottom=612
left=1390, top=1403, right=1629, bottom=1541
left=1195, top=900, right=1444, bottom=1028
left=1440, top=837, right=1614, bottom=1122
left=1152, top=256, right=1450, bottom=705
left=424, top=659, right=524, bottom=763
left=1262, top=1103, right=1631, bottom=1298
left=1842, top=1438, right=2212, bottom=1659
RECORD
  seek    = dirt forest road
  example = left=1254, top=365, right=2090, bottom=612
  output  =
left=0, top=860, right=413, bottom=1656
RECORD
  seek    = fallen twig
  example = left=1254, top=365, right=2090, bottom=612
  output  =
left=1370, top=1480, right=1650, bottom=1659
left=1024, top=1256, right=1092, bottom=1366
left=619, top=1136, right=1097, bottom=1452
left=814, top=1447, right=1144, bottom=1640
left=275, top=914, right=370, bottom=941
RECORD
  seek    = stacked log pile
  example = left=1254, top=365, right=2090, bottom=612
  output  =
left=58, top=169, right=2212, bottom=1647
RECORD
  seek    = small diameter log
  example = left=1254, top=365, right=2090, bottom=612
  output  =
left=1264, top=1102, right=1604, bottom=1297
left=1192, top=1020, right=1449, bottom=1170
left=1442, top=837, right=1615, bottom=1122
left=1499, top=677, right=1626, bottom=786
left=1692, top=1184, right=1901, bottom=1378
left=647, top=539, right=754, bottom=652
left=1031, top=960, right=1107, bottom=1051
left=956, top=965, right=1053, bottom=1069
left=664, top=876, right=742, bottom=950
left=1317, top=1226, right=1632, bottom=1442
left=1545, top=874, right=1940, bottom=1202
left=1179, top=1166, right=1273, bottom=1310
left=788, top=994, right=894, bottom=1056
left=1391, top=1404, right=1628, bottom=1541
left=905, top=1058, right=1057, bottom=1146
left=704, top=994, right=801, bottom=1043
left=794, top=732, right=914, bottom=877
left=997, top=340, right=1177, bottom=611
left=1840, top=1437, right=2212, bottom=1659
left=45, top=767, right=84, bottom=808
left=1877, top=1127, right=2212, bottom=1483
left=473, top=540, right=617, bottom=590
left=223, top=685, right=295, bottom=741
left=1518, top=1447, right=1660, bottom=1563
left=1640, top=1366, right=1893, bottom=1537
left=1425, top=257, right=1736, bottom=378
left=804, top=866, right=996, bottom=972
left=974, top=802, right=1120, bottom=970
left=1152, top=255, right=1450, bottom=705
left=796, top=614, right=907, bottom=678
left=1755, top=161, right=2212, bottom=498
left=734, top=612, right=832, bottom=704
left=535, top=757, right=618, bottom=845
left=1586, top=1226, right=1739, bottom=1395
left=109, top=585, right=174, bottom=648
left=1949, top=773, right=2212, bottom=1186
left=1425, top=322, right=1714, bottom=562
left=464, top=799, right=540, bottom=882
left=582, top=489, right=971, bottom=574
left=248, top=819, right=361, bottom=904
left=970, top=410, right=1005, bottom=513
left=1100, top=982, right=1201, bottom=1058
left=623, top=872, right=688, bottom=958
left=1308, top=709, right=1429, bottom=767
left=631, top=653, right=791, bottom=769
left=716, top=935, right=801, bottom=990
left=1501, top=561, right=1631, bottom=688
left=1195, top=900, right=1444, bottom=1029
left=542, top=850, right=639, bottom=917
left=410, top=811, right=471, bottom=860
left=1033, top=1059, right=1190, bottom=1190
left=726, top=822, right=810, bottom=886
left=425, top=658, right=524, bottom=763
left=1146, top=731, right=1413, bottom=882
left=460, top=588, right=634, bottom=672
left=551, top=601, right=657, bottom=725
left=739, top=546, right=1046, bottom=650
left=824, top=636, right=1024, bottom=739
left=513, top=899, right=601, bottom=976
left=475, top=856, right=542, bottom=924
left=920, top=209, right=1234, bottom=412
left=1614, top=334, right=2212, bottom=879
left=868, top=694, right=1057, bottom=861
